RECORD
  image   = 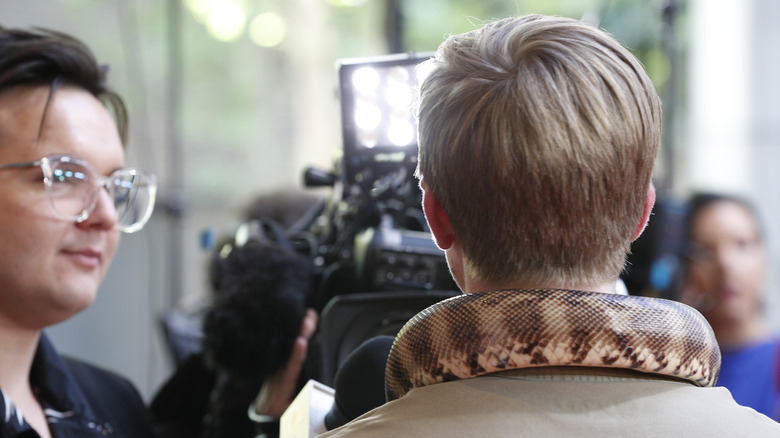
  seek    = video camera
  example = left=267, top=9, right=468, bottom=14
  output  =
left=302, top=52, right=456, bottom=308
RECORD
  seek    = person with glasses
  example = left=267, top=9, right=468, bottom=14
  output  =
left=0, top=26, right=156, bottom=437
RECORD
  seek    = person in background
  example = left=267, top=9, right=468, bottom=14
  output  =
left=680, top=192, right=780, bottom=420
left=151, top=226, right=318, bottom=438
left=151, top=192, right=322, bottom=438
left=0, top=26, right=157, bottom=437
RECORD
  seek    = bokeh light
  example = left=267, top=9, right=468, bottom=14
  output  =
left=183, top=0, right=247, bottom=41
left=205, top=1, right=246, bottom=41
left=387, top=119, right=415, bottom=146
left=249, top=12, right=287, bottom=47
left=328, top=0, right=369, bottom=7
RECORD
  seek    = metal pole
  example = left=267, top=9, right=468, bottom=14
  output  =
left=166, top=0, right=185, bottom=307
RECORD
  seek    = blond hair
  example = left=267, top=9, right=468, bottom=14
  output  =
left=416, top=15, right=661, bottom=286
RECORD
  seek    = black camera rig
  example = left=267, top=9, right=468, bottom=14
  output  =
left=300, top=53, right=457, bottom=309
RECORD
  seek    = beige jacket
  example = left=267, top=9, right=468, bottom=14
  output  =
left=318, top=368, right=780, bottom=437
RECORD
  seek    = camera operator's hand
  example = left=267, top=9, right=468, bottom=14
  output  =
left=252, top=308, right=318, bottom=418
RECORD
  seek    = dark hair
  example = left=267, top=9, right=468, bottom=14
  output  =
left=0, top=26, right=127, bottom=143
left=203, top=232, right=313, bottom=380
left=684, top=192, right=764, bottom=244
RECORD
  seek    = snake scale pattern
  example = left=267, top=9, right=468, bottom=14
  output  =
left=385, top=289, right=721, bottom=401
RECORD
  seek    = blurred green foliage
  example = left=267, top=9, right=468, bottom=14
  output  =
left=120, top=0, right=687, bottom=205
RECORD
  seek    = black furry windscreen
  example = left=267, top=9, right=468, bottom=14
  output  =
left=201, top=237, right=313, bottom=381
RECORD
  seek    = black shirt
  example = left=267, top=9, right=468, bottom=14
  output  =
left=0, top=334, right=153, bottom=437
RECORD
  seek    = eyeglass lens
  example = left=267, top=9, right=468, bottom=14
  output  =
left=47, top=157, right=156, bottom=233
left=112, top=170, right=157, bottom=233
left=48, top=161, right=94, bottom=220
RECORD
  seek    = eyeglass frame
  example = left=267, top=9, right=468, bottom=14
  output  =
left=0, top=154, right=157, bottom=233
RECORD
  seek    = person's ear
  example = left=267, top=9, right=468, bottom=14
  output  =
left=420, top=181, right=455, bottom=250
left=632, top=183, right=656, bottom=241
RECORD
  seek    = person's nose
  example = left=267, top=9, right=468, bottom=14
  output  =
left=711, top=245, right=739, bottom=279
left=77, top=186, right=119, bottom=231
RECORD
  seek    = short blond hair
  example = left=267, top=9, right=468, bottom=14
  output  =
left=416, top=15, right=661, bottom=286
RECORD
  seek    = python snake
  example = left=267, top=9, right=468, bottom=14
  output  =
left=385, top=289, right=721, bottom=401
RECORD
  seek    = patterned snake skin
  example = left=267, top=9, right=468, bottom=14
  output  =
left=385, top=289, right=721, bottom=401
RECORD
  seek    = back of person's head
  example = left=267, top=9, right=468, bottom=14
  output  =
left=0, top=26, right=127, bottom=143
left=416, top=14, right=661, bottom=287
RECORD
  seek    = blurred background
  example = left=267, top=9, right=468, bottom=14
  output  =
left=2, top=0, right=779, bottom=400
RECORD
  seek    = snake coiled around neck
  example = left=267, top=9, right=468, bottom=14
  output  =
left=386, top=289, right=721, bottom=401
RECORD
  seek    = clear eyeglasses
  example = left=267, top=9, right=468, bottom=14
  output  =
left=0, top=154, right=157, bottom=233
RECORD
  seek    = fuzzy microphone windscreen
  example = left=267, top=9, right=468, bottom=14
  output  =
left=202, top=238, right=313, bottom=381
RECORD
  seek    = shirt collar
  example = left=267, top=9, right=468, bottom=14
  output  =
left=30, top=333, right=99, bottom=422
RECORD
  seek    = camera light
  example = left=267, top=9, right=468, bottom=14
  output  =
left=338, top=52, right=434, bottom=182
left=354, top=102, right=382, bottom=131
left=349, top=63, right=421, bottom=149
left=352, top=67, right=380, bottom=93
left=384, top=82, right=413, bottom=111
left=387, top=120, right=415, bottom=146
